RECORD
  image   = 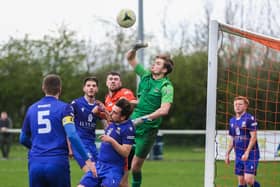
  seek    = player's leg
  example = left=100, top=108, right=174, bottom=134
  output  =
left=45, top=159, right=71, bottom=187
left=78, top=170, right=99, bottom=187
left=131, top=156, right=145, bottom=187
left=244, top=160, right=260, bottom=187
left=102, top=164, right=123, bottom=187
left=235, top=159, right=246, bottom=187
left=244, top=174, right=260, bottom=187
left=119, top=160, right=129, bottom=187
left=119, top=145, right=135, bottom=187
left=131, top=128, right=157, bottom=187
left=237, top=175, right=246, bottom=187
left=29, top=161, right=46, bottom=187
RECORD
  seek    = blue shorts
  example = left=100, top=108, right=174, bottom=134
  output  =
left=235, top=158, right=259, bottom=176
left=73, top=140, right=98, bottom=168
left=79, top=161, right=123, bottom=187
left=29, top=157, right=70, bottom=187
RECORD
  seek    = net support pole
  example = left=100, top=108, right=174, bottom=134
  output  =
left=204, top=20, right=219, bottom=187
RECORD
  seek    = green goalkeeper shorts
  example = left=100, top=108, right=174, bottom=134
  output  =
left=134, top=126, right=158, bottom=159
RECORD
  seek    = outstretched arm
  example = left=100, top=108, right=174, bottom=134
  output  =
left=126, top=42, right=148, bottom=68
left=126, top=49, right=138, bottom=68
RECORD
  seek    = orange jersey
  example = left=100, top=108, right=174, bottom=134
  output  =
left=105, top=88, right=136, bottom=112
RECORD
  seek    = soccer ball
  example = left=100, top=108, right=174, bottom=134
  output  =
left=116, top=9, right=136, bottom=28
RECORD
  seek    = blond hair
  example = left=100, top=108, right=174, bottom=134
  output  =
left=234, top=96, right=249, bottom=106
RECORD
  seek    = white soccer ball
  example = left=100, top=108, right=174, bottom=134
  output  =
left=116, top=9, right=136, bottom=28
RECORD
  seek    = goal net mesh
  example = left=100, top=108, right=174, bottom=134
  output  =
left=214, top=23, right=280, bottom=186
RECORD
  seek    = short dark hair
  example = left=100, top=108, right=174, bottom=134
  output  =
left=115, top=98, right=132, bottom=120
left=107, top=71, right=121, bottom=78
left=156, top=54, right=174, bottom=75
left=83, top=76, right=99, bottom=86
left=42, top=74, right=61, bottom=95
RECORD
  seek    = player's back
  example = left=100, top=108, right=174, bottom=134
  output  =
left=24, top=96, right=68, bottom=159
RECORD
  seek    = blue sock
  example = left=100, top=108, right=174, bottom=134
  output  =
left=252, top=181, right=260, bottom=187
left=238, top=185, right=246, bottom=187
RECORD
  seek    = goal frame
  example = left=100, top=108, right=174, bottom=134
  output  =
left=204, top=20, right=280, bottom=187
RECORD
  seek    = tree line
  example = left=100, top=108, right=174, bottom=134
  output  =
left=0, top=28, right=208, bottom=131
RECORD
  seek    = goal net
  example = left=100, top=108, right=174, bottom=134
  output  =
left=205, top=20, right=280, bottom=187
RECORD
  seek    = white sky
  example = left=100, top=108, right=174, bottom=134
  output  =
left=0, top=0, right=225, bottom=43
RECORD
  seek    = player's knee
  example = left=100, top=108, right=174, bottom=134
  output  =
left=119, top=183, right=128, bottom=187
left=131, top=160, right=142, bottom=172
left=77, top=184, right=85, bottom=187
left=244, top=176, right=254, bottom=186
left=131, top=164, right=140, bottom=173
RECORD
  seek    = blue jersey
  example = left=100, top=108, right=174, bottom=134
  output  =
left=98, top=120, right=135, bottom=168
left=67, top=96, right=100, bottom=141
left=229, top=112, right=260, bottom=160
left=21, top=96, right=68, bottom=159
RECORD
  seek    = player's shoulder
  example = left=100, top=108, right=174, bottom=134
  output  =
left=243, top=112, right=255, bottom=121
left=27, top=100, right=41, bottom=112
left=121, top=120, right=135, bottom=132
left=229, top=116, right=236, bottom=122
left=70, top=96, right=83, bottom=105
left=56, top=99, right=68, bottom=107
left=119, top=88, right=134, bottom=95
left=162, top=77, right=173, bottom=86
left=74, top=96, right=84, bottom=102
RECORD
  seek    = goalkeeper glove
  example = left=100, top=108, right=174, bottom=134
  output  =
left=132, top=116, right=152, bottom=126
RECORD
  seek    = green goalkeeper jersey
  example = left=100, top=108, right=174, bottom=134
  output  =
left=131, top=64, right=174, bottom=128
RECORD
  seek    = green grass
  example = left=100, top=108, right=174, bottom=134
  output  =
left=0, top=144, right=279, bottom=187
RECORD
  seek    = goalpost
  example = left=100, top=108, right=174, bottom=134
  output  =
left=205, top=20, right=280, bottom=187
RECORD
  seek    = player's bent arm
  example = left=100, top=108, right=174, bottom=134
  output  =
left=146, top=102, right=172, bottom=120
left=99, top=134, right=132, bottom=158
left=19, top=132, right=32, bottom=149
left=132, top=103, right=171, bottom=126
left=243, top=131, right=257, bottom=160
left=247, top=131, right=257, bottom=151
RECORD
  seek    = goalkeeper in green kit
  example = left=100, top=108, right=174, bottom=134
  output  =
left=126, top=44, right=174, bottom=187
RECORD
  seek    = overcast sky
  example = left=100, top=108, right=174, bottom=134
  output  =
left=0, top=0, right=226, bottom=43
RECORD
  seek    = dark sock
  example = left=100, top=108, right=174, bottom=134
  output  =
left=252, top=181, right=260, bottom=187
left=132, top=171, right=142, bottom=187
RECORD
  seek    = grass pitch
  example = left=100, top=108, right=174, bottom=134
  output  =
left=0, top=144, right=279, bottom=187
